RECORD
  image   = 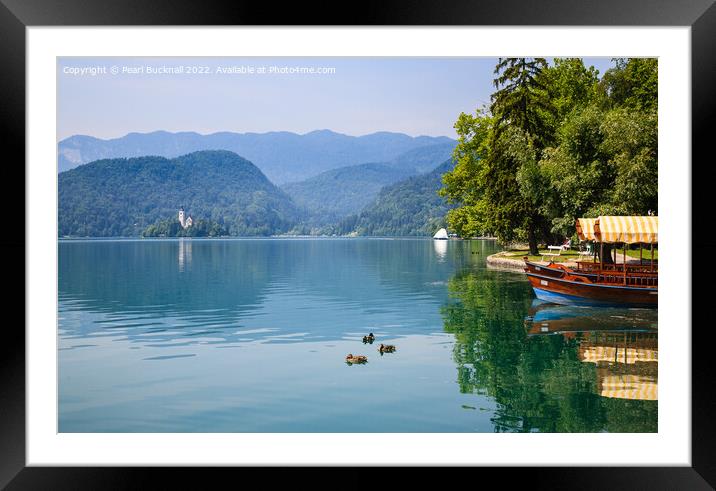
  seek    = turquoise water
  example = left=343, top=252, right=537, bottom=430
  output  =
left=58, top=238, right=657, bottom=432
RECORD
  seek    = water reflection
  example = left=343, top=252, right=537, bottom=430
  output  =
left=178, top=239, right=192, bottom=272
left=58, top=238, right=657, bottom=432
left=441, top=272, right=657, bottom=432
left=60, top=238, right=506, bottom=432
left=59, top=238, right=481, bottom=348
left=433, top=239, right=448, bottom=261
left=525, top=301, right=658, bottom=334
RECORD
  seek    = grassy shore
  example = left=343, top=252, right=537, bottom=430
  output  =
left=499, top=249, right=582, bottom=263
left=625, top=247, right=658, bottom=261
left=499, top=246, right=658, bottom=264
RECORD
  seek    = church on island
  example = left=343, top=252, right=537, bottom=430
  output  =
left=178, top=207, right=193, bottom=229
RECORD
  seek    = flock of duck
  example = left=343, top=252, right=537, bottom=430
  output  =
left=345, top=333, right=396, bottom=365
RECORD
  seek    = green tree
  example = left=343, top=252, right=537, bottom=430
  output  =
left=141, top=217, right=228, bottom=237
left=491, top=58, right=555, bottom=149
left=441, top=59, right=556, bottom=253
left=539, top=106, right=657, bottom=236
left=440, top=57, right=658, bottom=256
left=439, top=110, right=493, bottom=238
left=544, top=58, right=601, bottom=121
left=599, top=108, right=658, bottom=214
left=539, top=105, right=611, bottom=236
left=600, top=58, right=658, bottom=112
left=490, top=58, right=557, bottom=254
left=537, top=59, right=657, bottom=262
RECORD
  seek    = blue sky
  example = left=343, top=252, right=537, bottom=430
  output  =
left=57, top=57, right=616, bottom=141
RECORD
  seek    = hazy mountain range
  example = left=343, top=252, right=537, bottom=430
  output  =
left=281, top=141, right=455, bottom=223
left=57, top=129, right=457, bottom=237
left=58, top=130, right=455, bottom=184
left=282, top=163, right=413, bottom=226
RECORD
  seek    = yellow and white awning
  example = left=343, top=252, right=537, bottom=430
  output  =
left=575, top=218, right=597, bottom=241
left=594, top=216, right=658, bottom=244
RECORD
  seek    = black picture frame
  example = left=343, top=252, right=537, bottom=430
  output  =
left=3, top=0, right=714, bottom=487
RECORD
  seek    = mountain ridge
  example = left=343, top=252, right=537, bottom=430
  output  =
left=332, top=159, right=456, bottom=237
left=58, top=129, right=455, bottom=184
left=281, top=142, right=456, bottom=227
left=282, top=162, right=414, bottom=227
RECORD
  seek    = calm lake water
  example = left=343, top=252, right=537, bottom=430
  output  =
left=58, top=238, right=657, bottom=432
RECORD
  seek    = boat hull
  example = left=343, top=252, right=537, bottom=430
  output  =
left=526, top=272, right=657, bottom=308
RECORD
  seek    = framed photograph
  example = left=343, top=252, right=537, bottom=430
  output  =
left=5, top=0, right=714, bottom=486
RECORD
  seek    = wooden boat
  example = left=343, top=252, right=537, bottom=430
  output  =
left=526, top=270, right=657, bottom=307
left=524, top=216, right=658, bottom=308
left=523, top=259, right=657, bottom=287
left=524, top=259, right=598, bottom=280
left=573, top=260, right=657, bottom=275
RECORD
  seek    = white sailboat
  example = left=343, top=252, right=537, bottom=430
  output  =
left=433, top=228, right=448, bottom=240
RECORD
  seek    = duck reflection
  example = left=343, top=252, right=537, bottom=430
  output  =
left=441, top=271, right=657, bottom=432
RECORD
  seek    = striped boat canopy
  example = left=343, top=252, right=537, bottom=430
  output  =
left=575, top=218, right=597, bottom=241
left=593, top=216, right=658, bottom=244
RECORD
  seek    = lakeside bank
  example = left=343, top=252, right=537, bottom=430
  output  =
left=486, top=250, right=653, bottom=273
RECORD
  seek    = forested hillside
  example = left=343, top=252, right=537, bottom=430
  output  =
left=283, top=163, right=414, bottom=226
left=330, top=159, right=455, bottom=237
left=59, top=150, right=301, bottom=237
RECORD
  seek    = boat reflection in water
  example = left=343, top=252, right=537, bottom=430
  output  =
left=525, top=300, right=657, bottom=402
left=442, top=269, right=657, bottom=432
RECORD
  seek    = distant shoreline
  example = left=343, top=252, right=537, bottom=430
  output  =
left=58, top=235, right=498, bottom=241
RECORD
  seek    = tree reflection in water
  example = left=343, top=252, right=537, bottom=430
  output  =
left=441, top=270, right=657, bottom=433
